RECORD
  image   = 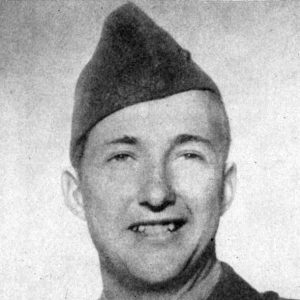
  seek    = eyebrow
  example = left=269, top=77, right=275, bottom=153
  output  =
left=104, top=135, right=138, bottom=146
left=103, top=134, right=212, bottom=149
left=172, top=134, right=213, bottom=149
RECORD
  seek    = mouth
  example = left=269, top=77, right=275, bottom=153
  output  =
left=128, top=219, right=186, bottom=236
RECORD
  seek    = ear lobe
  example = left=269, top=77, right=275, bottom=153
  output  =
left=61, top=169, right=86, bottom=221
left=220, top=163, right=237, bottom=216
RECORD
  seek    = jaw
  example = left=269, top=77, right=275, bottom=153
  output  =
left=87, top=208, right=221, bottom=293
left=100, top=238, right=218, bottom=298
left=107, top=225, right=216, bottom=289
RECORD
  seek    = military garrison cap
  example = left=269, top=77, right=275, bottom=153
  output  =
left=70, top=2, right=221, bottom=169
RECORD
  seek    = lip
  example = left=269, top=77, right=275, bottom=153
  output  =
left=127, top=218, right=187, bottom=244
left=128, top=218, right=186, bottom=229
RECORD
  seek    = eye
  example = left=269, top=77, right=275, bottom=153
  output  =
left=108, top=153, right=132, bottom=162
left=182, top=152, right=204, bottom=161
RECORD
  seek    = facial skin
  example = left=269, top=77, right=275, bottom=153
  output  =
left=62, top=90, right=236, bottom=297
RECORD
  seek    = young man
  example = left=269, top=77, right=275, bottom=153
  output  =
left=62, top=3, right=296, bottom=300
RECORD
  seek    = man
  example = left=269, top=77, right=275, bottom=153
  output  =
left=61, top=3, right=296, bottom=300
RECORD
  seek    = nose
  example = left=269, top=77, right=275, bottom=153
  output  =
left=139, top=163, right=175, bottom=212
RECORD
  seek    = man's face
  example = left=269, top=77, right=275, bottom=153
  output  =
left=70, top=90, right=235, bottom=286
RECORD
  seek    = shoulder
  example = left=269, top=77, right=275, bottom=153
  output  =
left=210, top=262, right=298, bottom=300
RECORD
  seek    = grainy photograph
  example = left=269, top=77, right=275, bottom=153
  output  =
left=0, top=1, right=299, bottom=299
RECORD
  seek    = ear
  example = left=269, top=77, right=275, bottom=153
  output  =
left=61, top=169, right=86, bottom=221
left=220, top=162, right=237, bottom=216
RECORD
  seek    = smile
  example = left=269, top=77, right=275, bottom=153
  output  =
left=129, top=219, right=186, bottom=236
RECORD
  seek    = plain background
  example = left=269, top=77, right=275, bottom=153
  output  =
left=0, top=0, right=299, bottom=299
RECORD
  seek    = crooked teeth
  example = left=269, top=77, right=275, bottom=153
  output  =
left=132, top=222, right=177, bottom=234
left=167, top=223, right=175, bottom=232
left=138, top=225, right=145, bottom=233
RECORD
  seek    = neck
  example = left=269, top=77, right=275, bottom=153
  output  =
left=99, top=243, right=221, bottom=300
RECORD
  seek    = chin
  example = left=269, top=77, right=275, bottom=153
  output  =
left=127, top=267, right=183, bottom=291
left=134, top=263, right=180, bottom=283
left=123, top=238, right=216, bottom=291
left=122, top=250, right=191, bottom=290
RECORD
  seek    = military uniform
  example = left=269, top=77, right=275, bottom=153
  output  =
left=206, top=262, right=296, bottom=300
left=71, top=4, right=298, bottom=300
left=99, top=262, right=296, bottom=300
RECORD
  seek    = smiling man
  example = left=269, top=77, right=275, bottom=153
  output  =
left=62, top=3, right=294, bottom=300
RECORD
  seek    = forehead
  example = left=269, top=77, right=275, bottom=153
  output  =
left=86, top=90, right=222, bottom=148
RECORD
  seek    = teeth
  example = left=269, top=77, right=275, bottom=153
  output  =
left=132, top=222, right=177, bottom=234
left=167, top=223, right=175, bottom=232
left=138, top=225, right=145, bottom=233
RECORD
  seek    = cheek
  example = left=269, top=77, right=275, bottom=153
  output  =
left=172, top=165, right=222, bottom=217
left=82, top=166, right=140, bottom=219
left=173, top=164, right=220, bottom=198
